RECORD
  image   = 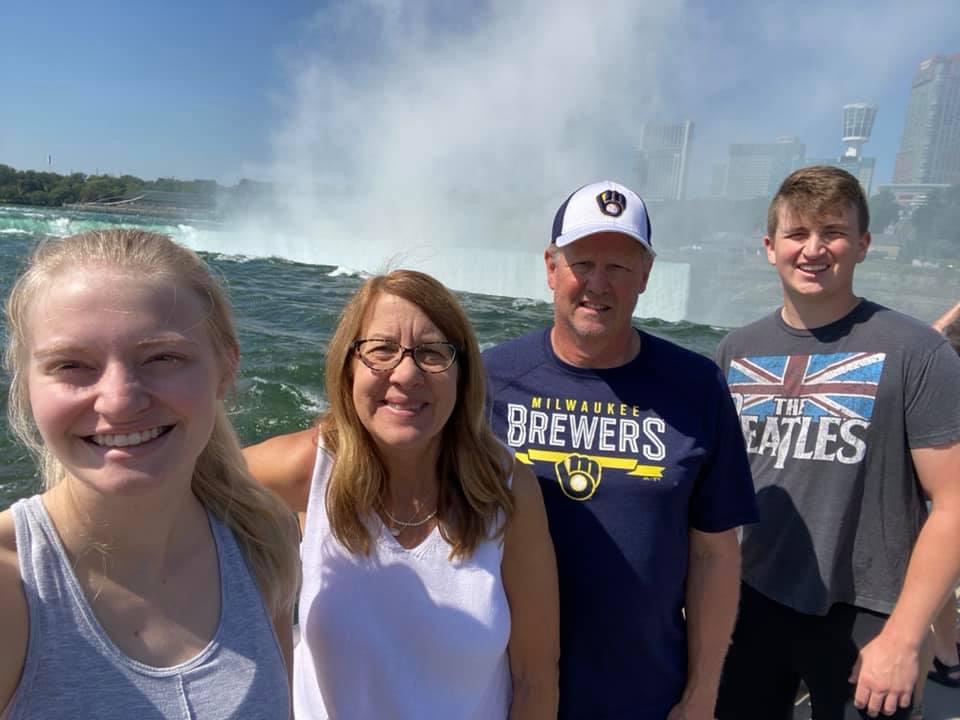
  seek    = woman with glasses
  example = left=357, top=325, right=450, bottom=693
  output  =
left=244, top=269, right=559, bottom=719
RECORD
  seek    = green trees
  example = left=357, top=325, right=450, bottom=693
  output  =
left=0, top=164, right=218, bottom=207
left=869, top=189, right=900, bottom=234
left=907, top=185, right=960, bottom=261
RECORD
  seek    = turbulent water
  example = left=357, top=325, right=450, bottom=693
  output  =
left=0, top=204, right=725, bottom=508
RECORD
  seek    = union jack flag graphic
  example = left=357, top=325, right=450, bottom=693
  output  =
left=727, top=352, right=886, bottom=420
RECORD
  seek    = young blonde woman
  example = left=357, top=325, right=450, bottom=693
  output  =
left=0, top=229, right=299, bottom=719
left=246, top=269, right=559, bottom=719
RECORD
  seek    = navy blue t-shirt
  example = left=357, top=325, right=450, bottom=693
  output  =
left=484, top=328, right=758, bottom=719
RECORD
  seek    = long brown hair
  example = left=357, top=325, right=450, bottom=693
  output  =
left=320, top=269, right=514, bottom=559
left=4, top=229, right=300, bottom=617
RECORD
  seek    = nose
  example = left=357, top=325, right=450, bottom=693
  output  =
left=801, top=233, right=827, bottom=257
left=93, top=362, right=150, bottom=417
left=584, top=267, right=612, bottom=294
left=388, top=352, right=425, bottom=386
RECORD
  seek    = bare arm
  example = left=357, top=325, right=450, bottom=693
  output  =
left=243, top=427, right=319, bottom=514
left=931, top=301, right=960, bottom=333
left=272, top=607, right=295, bottom=718
left=851, top=441, right=960, bottom=717
left=668, top=528, right=741, bottom=720
left=0, top=510, right=28, bottom=712
left=502, top=463, right=560, bottom=720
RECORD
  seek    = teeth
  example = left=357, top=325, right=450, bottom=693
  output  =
left=92, top=427, right=164, bottom=448
left=387, top=403, right=423, bottom=411
left=799, top=264, right=828, bottom=272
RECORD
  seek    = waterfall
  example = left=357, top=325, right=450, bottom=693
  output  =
left=182, top=226, right=690, bottom=322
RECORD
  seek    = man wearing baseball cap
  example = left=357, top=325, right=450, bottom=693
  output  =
left=483, top=180, right=758, bottom=718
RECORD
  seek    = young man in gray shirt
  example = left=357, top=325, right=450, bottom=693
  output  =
left=714, top=166, right=960, bottom=719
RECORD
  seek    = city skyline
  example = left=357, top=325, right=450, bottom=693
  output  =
left=894, top=53, right=960, bottom=185
left=637, top=121, right=694, bottom=201
left=2, top=1, right=958, bottom=200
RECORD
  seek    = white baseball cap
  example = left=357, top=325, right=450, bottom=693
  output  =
left=551, top=180, right=655, bottom=257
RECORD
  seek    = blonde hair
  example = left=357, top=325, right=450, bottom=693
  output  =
left=320, top=270, right=514, bottom=559
left=4, top=229, right=299, bottom=617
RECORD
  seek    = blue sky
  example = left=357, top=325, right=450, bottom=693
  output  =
left=1, top=0, right=312, bottom=181
left=2, top=0, right=958, bottom=195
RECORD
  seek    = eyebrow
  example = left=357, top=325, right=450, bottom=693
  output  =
left=32, top=335, right=198, bottom=360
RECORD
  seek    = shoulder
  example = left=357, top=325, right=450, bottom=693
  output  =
left=509, top=461, right=543, bottom=511
left=847, top=303, right=958, bottom=370
left=482, top=328, right=550, bottom=380
left=0, top=508, right=28, bottom=711
left=244, top=427, right=320, bottom=476
left=644, top=331, right=718, bottom=372
left=641, top=332, right=726, bottom=394
left=503, top=461, right=551, bottom=560
left=0, top=507, right=21, bottom=588
left=244, top=427, right=321, bottom=513
left=860, top=302, right=946, bottom=345
left=0, top=507, right=23, bottom=597
left=716, top=312, right=779, bottom=353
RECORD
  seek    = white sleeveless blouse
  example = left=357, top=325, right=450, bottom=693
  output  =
left=292, top=446, right=512, bottom=719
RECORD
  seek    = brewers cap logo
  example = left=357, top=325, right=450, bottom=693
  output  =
left=596, top=189, right=626, bottom=217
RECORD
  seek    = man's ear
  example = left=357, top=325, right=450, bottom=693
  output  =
left=763, top=235, right=776, bottom=266
left=545, top=248, right=558, bottom=291
left=856, top=232, right=871, bottom=263
left=637, top=255, right=654, bottom=294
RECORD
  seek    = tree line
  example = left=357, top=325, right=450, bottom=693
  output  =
left=2, top=161, right=957, bottom=262
left=0, top=164, right=226, bottom=208
left=870, top=186, right=960, bottom=262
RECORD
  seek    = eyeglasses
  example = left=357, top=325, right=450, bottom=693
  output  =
left=352, top=339, right=459, bottom=373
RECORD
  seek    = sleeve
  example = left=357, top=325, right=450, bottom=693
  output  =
left=713, top=332, right=731, bottom=372
left=689, top=364, right=759, bottom=532
left=904, top=338, right=960, bottom=449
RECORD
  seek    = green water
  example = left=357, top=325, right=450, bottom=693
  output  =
left=0, top=204, right=725, bottom=508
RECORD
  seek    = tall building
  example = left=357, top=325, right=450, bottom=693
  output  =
left=637, top=121, right=694, bottom=201
left=893, top=54, right=960, bottom=185
left=806, top=102, right=878, bottom=195
left=725, top=136, right=806, bottom=200
left=709, top=162, right=727, bottom=197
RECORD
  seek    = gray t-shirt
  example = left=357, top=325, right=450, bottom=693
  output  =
left=715, top=300, right=960, bottom=615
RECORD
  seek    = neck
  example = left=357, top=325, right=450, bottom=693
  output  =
left=550, top=326, right=640, bottom=369
left=780, top=292, right=862, bottom=330
left=380, top=446, right=441, bottom=513
left=43, top=478, right=207, bottom=578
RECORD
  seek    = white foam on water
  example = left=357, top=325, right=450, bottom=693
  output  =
left=187, top=227, right=690, bottom=322
left=511, top=297, right=546, bottom=309
left=49, top=217, right=73, bottom=236
left=327, top=266, right=360, bottom=277
left=212, top=253, right=255, bottom=263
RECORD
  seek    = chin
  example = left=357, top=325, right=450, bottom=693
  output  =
left=571, top=321, right=616, bottom=338
left=374, top=431, right=442, bottom=457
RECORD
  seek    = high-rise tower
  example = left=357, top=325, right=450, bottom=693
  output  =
left=893, top=54, right=960, bottom=185
left=724, top=136, right=806, bottom=200
left=807, top=103, right=878, bottom=194
left=637, top=121, right=694, bottom=201
left=841, top=103, right=878, bottom=159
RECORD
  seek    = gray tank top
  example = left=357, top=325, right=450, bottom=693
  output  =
left=6, top=495, right=290, bottom=720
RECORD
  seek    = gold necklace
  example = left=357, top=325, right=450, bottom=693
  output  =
left=380, top=504, right=437, bottom=537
